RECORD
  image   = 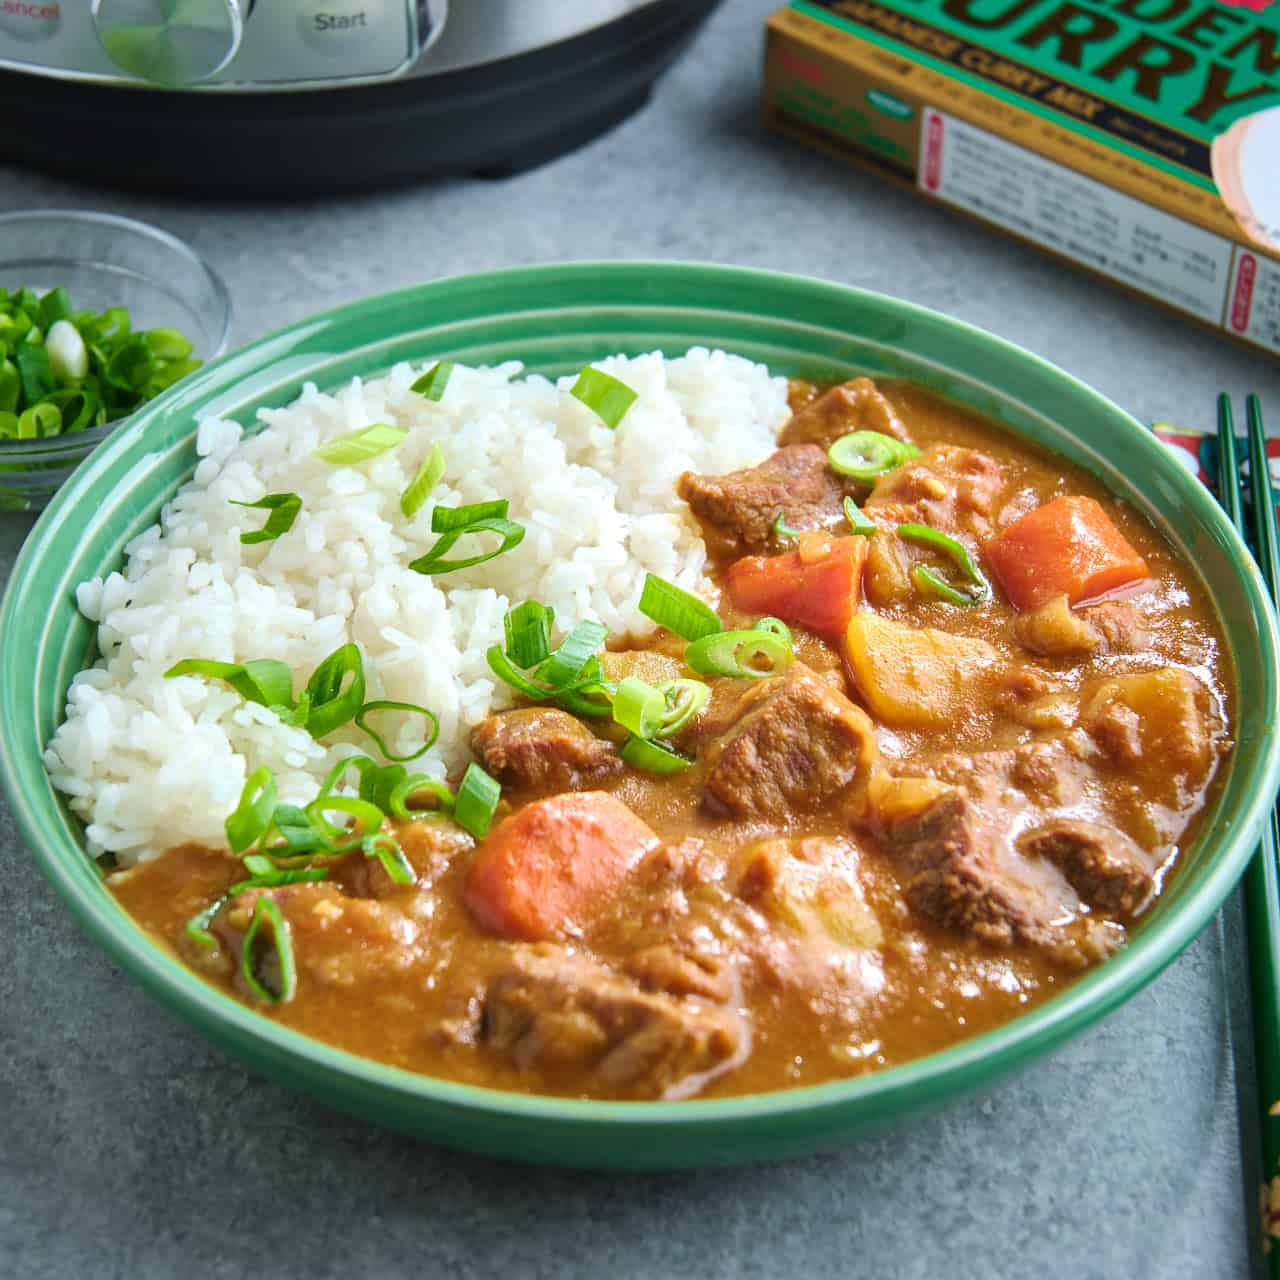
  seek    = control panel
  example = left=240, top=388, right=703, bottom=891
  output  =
left=0, top=0, right=441, bottom=88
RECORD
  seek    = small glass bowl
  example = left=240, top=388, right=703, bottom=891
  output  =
left=0, top=210, right=232, bottom=512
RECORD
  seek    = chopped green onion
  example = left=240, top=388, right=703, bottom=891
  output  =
left=42, top=387, right=101, bottom=434
left=401, top=442, right=446, bottom=518
left=897, top=523, right=991, bottom=607
left=305, top=794, right=385, bottom=841
left=621, top=735, right=692, bottom=775
left=225, top=766, right=277, bottom=854
left=301, top=643, right=366, bottom=739
left=388, top=773, right=455, bottom=819
left=362, top=832, right=415, bottom=886
left=355, top=761, right=405, bottom=813
left=540, top=619, right=608, bottom=688
left=14, top=343, right=55, bottom=406
left=637, top=573, right=722, bottom=642
left=431, top=499, right=510, bottom=532
left=553, top=665, right=617, bottom=718
left=313, top=423, right=408, bottom=465
left=230, top=492, right=301, bottom=545
left=355, top=699, right=439, bottom=763
left=569, top=366, right=638, bottom=429
left=486, top=644, right=560, bottom=701
left=828, top=431, right=921, bottom=483
left=454, top=762, right=501, bottom=839
left=685, top=628, right=794, bottom=680
left=504, top=600, right=554, bottom=669
left=756, top=616, right=793, bottom=643
left=408, top=518, right=525, bottom=575
left=772, top=508, right=799, bottom=544
left=103, top=334, right=157, bottom=393
left=612, top=676, right=666, bottom=739
left=17, top=402, right=60, bottom=438
left=38, top=286, right=72, bottom=329
left=240, top=895, right=297, bottom=1003
left=165, top=657, right=295, bottom=710
left=655, top=678, right=710, bottom=736
left=411, top=360, right=453, bottom=401
left=843, top=496, right=878, bottom=536
left=45, top=317, right=88, bottom=381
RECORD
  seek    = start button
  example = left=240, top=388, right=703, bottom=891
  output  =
left=298, top=0, right=383, bottom=57
left=0, top=0, right=60, bottom=41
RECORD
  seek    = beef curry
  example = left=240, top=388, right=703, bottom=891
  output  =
left=111, top=376, right=1232, bottom=1101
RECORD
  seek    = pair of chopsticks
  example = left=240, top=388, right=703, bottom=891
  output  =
left=1215, top=395, right=1280, bottom=1264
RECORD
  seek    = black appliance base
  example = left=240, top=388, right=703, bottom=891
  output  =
left=0, top=0, right=717, bottom=196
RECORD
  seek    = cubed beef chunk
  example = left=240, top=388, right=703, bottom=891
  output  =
left=1079, top=600, right=1150, bottom=653
left=482, top=943, right=748, bottom=1099
left=879, top=784, right=1117, bottom=969
left=703, top=662, right=878, bottom=819
left=778, top=377, right=912, bottom=449
left=339, top=816, right=473, bottom=899
left=865, top=444, right=1005, bottom=541
left=470, top=707, right=621, bottom=794
left=217, top=883, right=425, bottom=991
left=1019, top=819, right=1153, bottom=918
left=1013, top=594, right=1150, bottom=658
left=677, top=444, right=849, bottom=560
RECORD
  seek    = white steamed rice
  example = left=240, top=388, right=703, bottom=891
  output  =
left=44, top=348, right=788, bottom=865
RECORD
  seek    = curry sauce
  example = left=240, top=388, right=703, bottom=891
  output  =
left=109, top=379, right=1233, bottom=1101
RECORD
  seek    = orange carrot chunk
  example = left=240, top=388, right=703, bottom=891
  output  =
left=726, top=534, right=868, bottom=639
left=984, top=495, right=1150, bottom=611
left=464, top=791, right=660, bottom=941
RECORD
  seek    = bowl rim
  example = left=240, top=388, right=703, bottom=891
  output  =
left=3, top=259, right=1278, bottom=1136
left=0, top=208, right=233, bottom=459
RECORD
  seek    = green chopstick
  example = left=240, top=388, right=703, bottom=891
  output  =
left=1217, top=395, right=1280, bottom=1263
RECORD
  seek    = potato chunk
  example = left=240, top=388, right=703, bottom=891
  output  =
left=844, top=612, right=999, bottom=728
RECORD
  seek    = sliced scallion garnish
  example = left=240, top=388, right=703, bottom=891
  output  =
left=756, top=616, right=793, bottom=644
left=225, top=766, right=278, bottom=854
left=637, top=573, right=722, bottom=642
left=401, top=442, right=446, bottom=518
left=165, top=658, right=295, bottom=710
left=612, top=676, right=667, bottom=740
left=620, top=734, right=692, bottom=775
left=388, top=773, right=455, bottom=819
left=240, top=895, right=297, bottom=1004
left=230, top=492, right=302, bottom=545
left=897, top=522, right=991, bottom=607
left=539, top=619, right=609, bottom=688
left=354, top=699, right=439, bottom=763
left=431, top=499, right=511, bottom=532
left=361, top=831, right=415, bottom=886
left=454, top=762, right=501, bottom=839
left=504, top=599, right=554, bottom=669
left=305, top=793, right=385, bottom=841
left=411, top=360, right=453, bottom=401
left=655, top=678, right=710, bottom=736
left=313, top=423, right=408, bottom=465
left=843, top=496, right=878, bottom=536
left=828, top=430, right=921, bottom=482
left=409, top=516, right=525, bottom=575
left=301, top=643, right=366, bottom=739
left=772, top=509, right=799, bottom=544
left=685, top=628, right=794, bottom=680
left=570, top=366, right=637, bottom=429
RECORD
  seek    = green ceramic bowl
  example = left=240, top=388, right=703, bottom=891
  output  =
left=3, top=263, right=1278, bottom=1169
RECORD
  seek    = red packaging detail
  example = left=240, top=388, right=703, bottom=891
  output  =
left=1213, top=0, right=1273, bottom=11
left=923, top=113, right=943, bottom=192
left=1232, top=254, right=1257, bottom=333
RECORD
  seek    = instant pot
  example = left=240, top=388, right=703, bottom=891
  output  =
left=0, top=0, right=719, bottom=193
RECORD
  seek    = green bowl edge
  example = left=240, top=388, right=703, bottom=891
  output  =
left=2, top=260, right=1278, bottom=1169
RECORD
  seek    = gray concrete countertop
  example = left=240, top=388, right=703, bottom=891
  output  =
left=3, top=2, right=1279, bottom=1276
